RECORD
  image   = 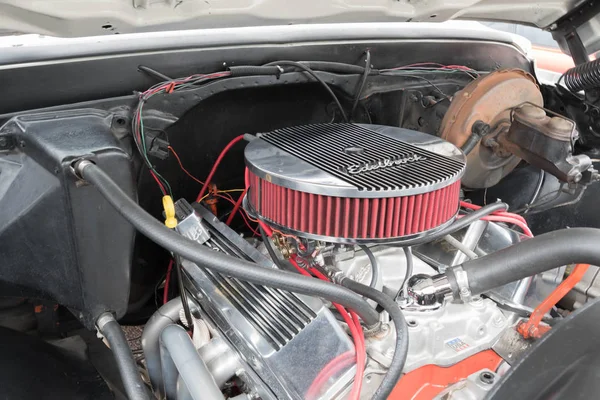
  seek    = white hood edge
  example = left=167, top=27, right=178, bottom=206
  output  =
left=0, top=0, right=577, bottom=37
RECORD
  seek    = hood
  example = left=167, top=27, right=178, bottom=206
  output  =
left=0, top=0, right=585, bottom=38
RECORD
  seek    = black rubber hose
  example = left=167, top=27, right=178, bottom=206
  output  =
left=396, top=246, right=413, bottom=299
left=174, top=255, right=193, bottom=327
left=232, top=61, right=378, bottom=77
left=449, top=227, right=600, bottom=296
left=97, top=313, right=149, bottom=400
left=358, top=245, right=379, bottom=288
left=339, top=278, right=408, bottom=400
left=350, top=50, right=371, bottom=120
left=296, top=237, right=315, bottom=258
left=77, top=161, right=380, bottom=327
left=299, top=61, right=371, bottom=75
left=460, top=133, right=481, bottom=155
left=228, top=65, right=282, bottom=77
left=137, top=65, right=173, bottom=81
left=390, top=202, right=508, bottom=247
left=562, top=58, right=600, bottom=92
left=263, top=60, right=349, bottom=122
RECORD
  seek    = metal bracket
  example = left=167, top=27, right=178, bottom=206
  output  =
left=454, top=266, right=471, bottom=303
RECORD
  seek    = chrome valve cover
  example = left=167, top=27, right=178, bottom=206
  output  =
left=177, top=202, right=355, bottom=400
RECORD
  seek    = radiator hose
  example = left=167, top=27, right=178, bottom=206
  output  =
left=73, top=159, right=381, bottom=328
left=405, top=227, right=600, bottom=306
left=446, top=228, right=600, bottom=296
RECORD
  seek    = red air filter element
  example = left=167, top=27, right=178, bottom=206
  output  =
left=248, top=173, right=460, bottom=240
left=244, top=123, right=466, bottom=243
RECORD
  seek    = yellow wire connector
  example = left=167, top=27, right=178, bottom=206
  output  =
left=162, top=195, right=178, bottom=228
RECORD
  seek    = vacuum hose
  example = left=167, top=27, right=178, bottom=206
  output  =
left=446, top=228, right=600, bottom=297
left=74, top=160, right=381, bottom=328
left=96, top=313, right=150, bottom=400
left=391, top=202, right=508, bottom=248
left=339, top=278, right=409, bottom=400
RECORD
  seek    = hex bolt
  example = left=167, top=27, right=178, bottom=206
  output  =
left=493, top=315, right=504, bottom=327
left=472, top=120, right=491, bottom=137
left=479, top=371, right=495, bottom=385
left=477, top=326, right=486, bottom=336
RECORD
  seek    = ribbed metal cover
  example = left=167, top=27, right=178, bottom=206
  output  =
left=202, top=268, right=316, bottom=350
left=245, top=123, right=466, bottom=243
left=259, top=124, right=464, bottom=193
left=184, top=205, right=354, bottom=399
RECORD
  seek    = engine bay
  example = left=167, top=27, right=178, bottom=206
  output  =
left=1, top=24, right=600, bottom=400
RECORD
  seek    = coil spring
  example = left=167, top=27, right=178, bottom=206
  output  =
left=563, top=58, right=600, bottom=92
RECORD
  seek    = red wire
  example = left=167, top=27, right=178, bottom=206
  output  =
left=305, top=264, right=365, bottom=400
left=149, top=170, right=167, bottom=195
left=460, top=201, right=527, bottom=224
left=275, top=246, right=364, bottom=398
left=288, top=256, right=313, bottom=277
left=456, top=213, right=533, bottom=237
left=225, top=189, right=247, bottom=226
left=168, top=146, right=205, bottom=186
left=306, top=352, right=356, bottom=395
left=389, top=62, right=447, bottom=69
left=163, top=259, right=173, bottom=304
left=459, top=201, right=532, bottom=236
left=137, top=72, right=233, bottom=195
left=387, top=62, right=476, bottom=71
left=349, top=310, right=365, bottom=398
left=258, top=218, right=362, bottom=397
left=214, top=193, right=259, bottom=236
left=225, top=167, right=252, bottom=226
left=480, top=215, right=534, bottom=237
left=196, top=135, right=246, bottom=202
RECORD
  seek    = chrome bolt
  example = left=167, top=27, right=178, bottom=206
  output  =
left=479, top=371, right=495, bottom=385
left=493, top=315, right=504, bottom=327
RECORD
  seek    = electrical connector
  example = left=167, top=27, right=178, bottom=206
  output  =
left=162, top=195, right=178, bottom=228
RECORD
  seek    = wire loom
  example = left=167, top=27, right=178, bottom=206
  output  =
left=562, top=58, right=600, bottom=93
left=132, top=60, right=479, bottom=198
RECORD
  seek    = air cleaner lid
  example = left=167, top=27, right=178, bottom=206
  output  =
left=245, top=123, right=466, bottom=198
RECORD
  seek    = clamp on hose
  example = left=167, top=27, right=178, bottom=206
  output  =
left=71, top=158, right=96, bottom=180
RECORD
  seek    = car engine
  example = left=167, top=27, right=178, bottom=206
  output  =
left=137, top=120, right=585, bottom=399
left=3, top=23, right=600, bottom=400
